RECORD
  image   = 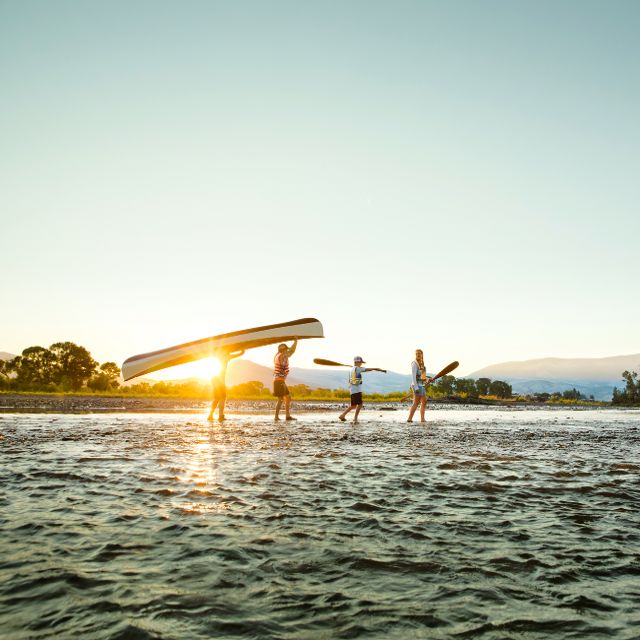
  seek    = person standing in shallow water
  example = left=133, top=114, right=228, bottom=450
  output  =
left=339, top=356, right=385, bottom=424
left=207, top=349, right=245, bottom=422
left=273, top=338, right=297, bottom=421
left=407, top=349, right=432, bottom=423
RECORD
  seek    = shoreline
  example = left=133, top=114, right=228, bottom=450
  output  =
left=0, top=393, right=613, bottom=414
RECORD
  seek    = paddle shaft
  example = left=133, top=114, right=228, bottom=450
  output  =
left=431, top=360, right=459, bottom=381
left=313, top=358, right=386, bottom=373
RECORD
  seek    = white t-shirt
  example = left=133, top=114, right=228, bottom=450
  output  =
left=411, top=360, right=427, bottom=388
left=349, top=366, right=365, bottom=394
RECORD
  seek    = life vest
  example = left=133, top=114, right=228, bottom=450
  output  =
left=350, top=367, right=362, bottom=386
left=274, top=352, right=289, bottom=380
left=413, top=360, right=427, bottom=384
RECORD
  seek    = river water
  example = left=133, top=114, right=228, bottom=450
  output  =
left=1, top=407, right=639, bottom=639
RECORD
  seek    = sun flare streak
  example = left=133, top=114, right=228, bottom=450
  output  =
left=148, top=356, right=222, bottom=381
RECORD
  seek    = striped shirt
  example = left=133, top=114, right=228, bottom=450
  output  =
left=274, top=352, right=289, bottom=379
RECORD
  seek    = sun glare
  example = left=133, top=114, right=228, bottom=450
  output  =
left=149, top=356, right=222, bottom=381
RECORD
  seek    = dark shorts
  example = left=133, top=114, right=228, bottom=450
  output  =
left=213, top=384, right=226, bottom=401
left=273, top=379, right=289, bottom=398
left=350, top=392, right=363, bottom=406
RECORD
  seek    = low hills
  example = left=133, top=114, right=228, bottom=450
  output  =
left=468, top=354, right=640, bottom=400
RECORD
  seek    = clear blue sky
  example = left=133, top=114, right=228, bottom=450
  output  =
left=2, top=0, right=639, bottom=375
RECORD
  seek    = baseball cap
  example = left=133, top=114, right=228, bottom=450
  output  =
left=354, top=356, right=365, bottom=364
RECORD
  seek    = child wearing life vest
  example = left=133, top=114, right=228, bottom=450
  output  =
left=338, top=356, right=384, bottom=423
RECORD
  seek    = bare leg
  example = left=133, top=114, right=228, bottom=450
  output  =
left=353, top=404, right=362, bottom=423
left=420, top=395, right=426, bottom=422
left=339, top=405, right=354, bottom=421
left=285, top=394, right=295, bottom=420
left=275, top=398, right=283, bottom=420
left=208, top=400, right=218, bottom=421
left=218, top=397, right=226, bottom=421
left=407, top=394, right=419, bottom=422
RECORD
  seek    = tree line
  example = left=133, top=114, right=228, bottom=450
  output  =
left=612, top=370, right=640, bottom=406
left=0, top=343, right=120, bottom=392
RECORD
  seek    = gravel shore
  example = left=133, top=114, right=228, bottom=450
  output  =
left=0, top=394, right=357, bottom=414
left=0, top=393, right=582, bottom=414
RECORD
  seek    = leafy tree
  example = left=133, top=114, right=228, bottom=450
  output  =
left=152, top=381, right=172, bottom=395
left=14, top=347, right=55, bottom=389
left=288, top=384, right=312, bottom=397
left=454, top=378, right=478, bottom=398
left=562, top=388, right=583, bottom=401
left=613, top=369, right=640, bottom=405
left=489, top=380, right=512, bottom=399
left=433, top=374, right=455, bottom=395
left=88, top=362, right=121, bottom=392
left=476, top=377, right=491, bottom=396
left=100, top=362, right=121, bottom=381
left=49, top=342, right=98, bottom=390
left=0, top=358, right=11, bottom=389
left=229, top=380, right=267, bottom=397
left=623, top=370, right=639, bottom=403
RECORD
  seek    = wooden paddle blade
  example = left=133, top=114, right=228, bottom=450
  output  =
left=314, top=358, right=349, bottom=367
left=432, top=361, right=459, bottom=381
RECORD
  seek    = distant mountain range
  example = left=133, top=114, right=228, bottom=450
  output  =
left=229, top=354, right=639, bottom=400
left=0, top=352, right=15, bottom=361
left=468, top=354, right=640, bottom=401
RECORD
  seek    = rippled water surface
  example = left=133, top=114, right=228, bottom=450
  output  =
left=1, top=408, right=639, bottom=639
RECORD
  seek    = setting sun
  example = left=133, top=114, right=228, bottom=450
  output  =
left=147, top=357, right=222, bottom=381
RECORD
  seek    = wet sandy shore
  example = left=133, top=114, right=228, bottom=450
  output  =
left=0, top=394, right=356, bottom=414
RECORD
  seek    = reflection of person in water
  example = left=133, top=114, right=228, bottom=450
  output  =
left=207, top=349, right=244, bottom=422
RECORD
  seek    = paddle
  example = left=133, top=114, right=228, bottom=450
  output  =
left=399, top=360, right=460, bottom=402
left=432, top=360, right=459, bottom=381
left=313, top=358, right=386, bottom=373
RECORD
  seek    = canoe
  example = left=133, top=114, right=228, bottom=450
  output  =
left=122, top=317, right=324, bottom=381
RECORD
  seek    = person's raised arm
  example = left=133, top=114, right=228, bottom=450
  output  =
left=287, top=338, right=298, bottom=357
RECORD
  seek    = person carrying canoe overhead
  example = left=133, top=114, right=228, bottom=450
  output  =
left=207, top=349, right=244, bottom=422
left=273, top=338, right=298, bottom=421
left=407, top=348, right=433, bottom=423
left=339, top=356, right=386, bottom=424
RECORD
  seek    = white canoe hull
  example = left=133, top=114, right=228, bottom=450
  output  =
left=122, top=317, right=323, bottom=381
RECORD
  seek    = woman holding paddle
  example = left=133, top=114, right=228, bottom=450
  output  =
left=407, top=349, right=432, bottom=423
